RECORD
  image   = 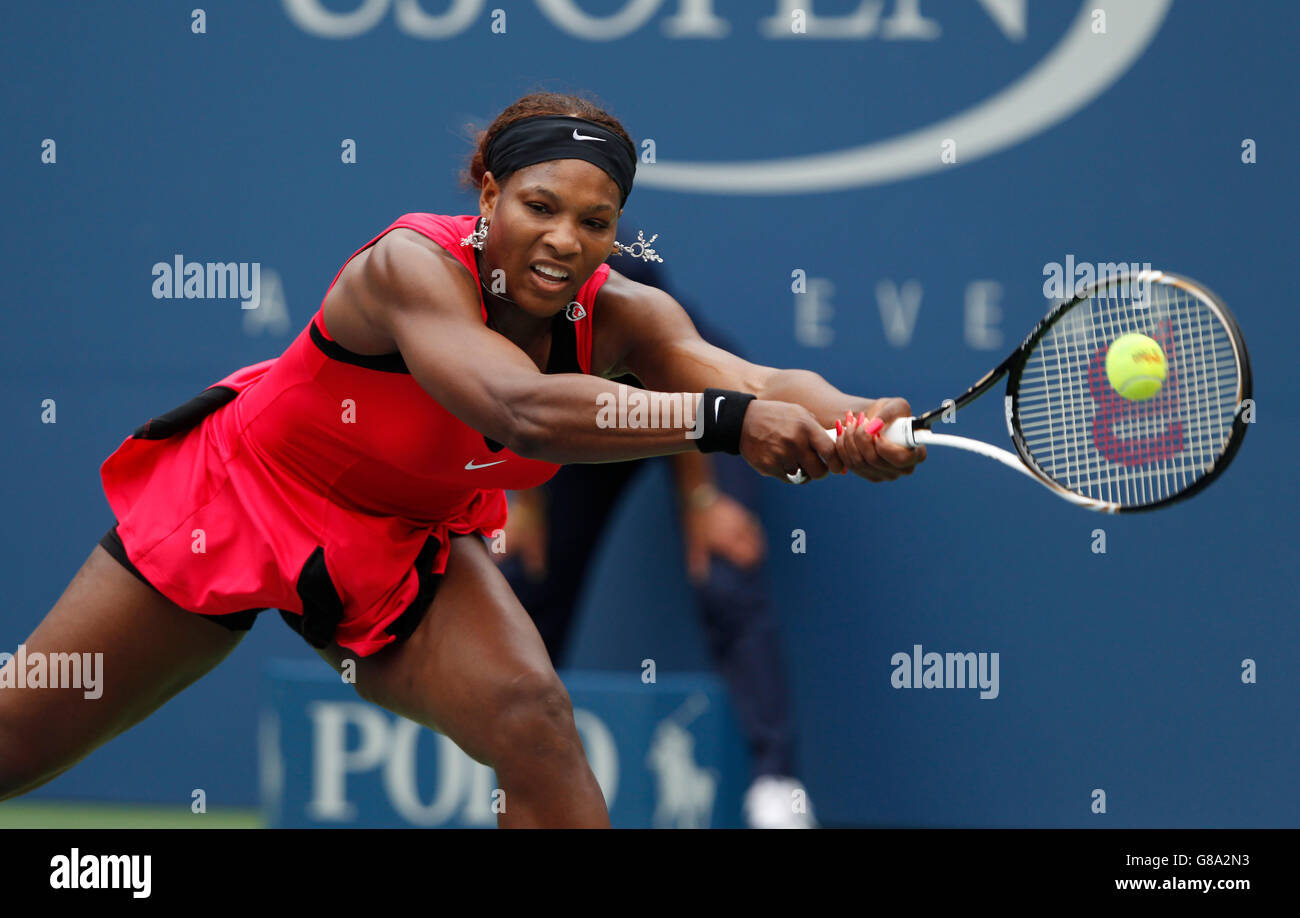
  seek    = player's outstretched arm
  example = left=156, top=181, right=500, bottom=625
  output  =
left=596, top=271, right=925, bottom=481
left=357, top=231, right=699, bottom=462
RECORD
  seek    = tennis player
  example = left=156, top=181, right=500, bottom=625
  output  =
left=499, top=249, right=818, bottom=827
left=0, top=92, right=924, bottom=828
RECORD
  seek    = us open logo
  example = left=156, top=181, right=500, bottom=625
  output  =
left=282, top=0, right=1171, bottom=193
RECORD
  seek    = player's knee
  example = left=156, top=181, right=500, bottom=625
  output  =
left=349, top=669, right=384, bottom=708
left=0, top=717, right=53, bottom=801
left=485, top=671, right=581, bottom=773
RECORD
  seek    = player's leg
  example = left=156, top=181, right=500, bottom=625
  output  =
left=687, top=453, right=813, bottom=826
left=0, top=542, right=249, bottom=800
left=308, top=534, right=609, bottom=828
left=500, top=459, right=642, bottom=663
left=690, top=453, right=796, bottom=778
left=695, top=555, right=795, bottom=780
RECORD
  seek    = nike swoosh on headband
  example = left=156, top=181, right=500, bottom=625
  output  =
left=572, top=129, right=606, bottom=142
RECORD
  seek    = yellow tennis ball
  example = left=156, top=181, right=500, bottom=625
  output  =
left=1106, top=333, right=1167, bottom=400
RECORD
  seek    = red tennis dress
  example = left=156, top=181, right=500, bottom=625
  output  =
left=100, top=213, right=610, bottom=656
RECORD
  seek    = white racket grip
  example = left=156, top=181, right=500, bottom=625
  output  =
left=790, top=415, right=918, bottom=483
left=883, top=416, right=917, bottom=448
left=815, top=416, right=916, bottom=446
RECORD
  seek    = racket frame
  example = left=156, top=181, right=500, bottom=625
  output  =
left=898, top=269, right=1253, bottom=512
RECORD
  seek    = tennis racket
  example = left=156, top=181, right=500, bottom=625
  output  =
left=790, top=270, right=1252, bottom=513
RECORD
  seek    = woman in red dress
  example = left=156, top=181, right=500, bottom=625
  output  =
left=0, top=92, right=924, bottom=827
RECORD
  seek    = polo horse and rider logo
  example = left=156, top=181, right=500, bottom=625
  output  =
left=646, top=694, right=718, bottom=829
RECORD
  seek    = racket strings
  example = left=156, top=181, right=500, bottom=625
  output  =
left=1015, top=280, right=1242, bottom=507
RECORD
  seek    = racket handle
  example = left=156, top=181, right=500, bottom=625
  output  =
left=883, top=416, right=917, bottom=448
left=790, top=415, right=917, bottom=483
left=816, top=416, right=914, bottom=445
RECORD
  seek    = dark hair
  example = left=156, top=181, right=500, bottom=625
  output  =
left=459, top=91, right=634, bottom=195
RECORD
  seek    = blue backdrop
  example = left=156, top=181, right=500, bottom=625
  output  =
left=2, top=0, right=1296, bottom=826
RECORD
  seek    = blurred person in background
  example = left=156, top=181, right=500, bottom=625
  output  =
left=497, top=245, right=817, bottom=829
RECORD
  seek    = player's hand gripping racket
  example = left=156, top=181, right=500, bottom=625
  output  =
left=789, top=270, right=1252, bottom=513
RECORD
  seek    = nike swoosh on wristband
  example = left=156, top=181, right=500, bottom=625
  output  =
left=465, top=459, right=508, bottom=470
left=572, top=129, right=606, bottom=142
left=714, top=395, right=725, bottom=422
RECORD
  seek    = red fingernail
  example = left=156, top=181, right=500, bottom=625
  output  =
left=845, top=409, right=854, bottom=426
left=857, top=411, right=867, bottom=427
left=835, top=419, right=843, bottom=436
left=865, top=417, right=884, bottom=436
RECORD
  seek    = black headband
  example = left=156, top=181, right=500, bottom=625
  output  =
left=484, top=115, right=637, bottom=208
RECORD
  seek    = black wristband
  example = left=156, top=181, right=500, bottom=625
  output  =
left=696, top=388, right=756, bottom=454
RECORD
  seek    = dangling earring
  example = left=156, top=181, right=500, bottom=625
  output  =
left=611, top=229, right=663, bottom=263
left=460, top=217, right=489, bottom=251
